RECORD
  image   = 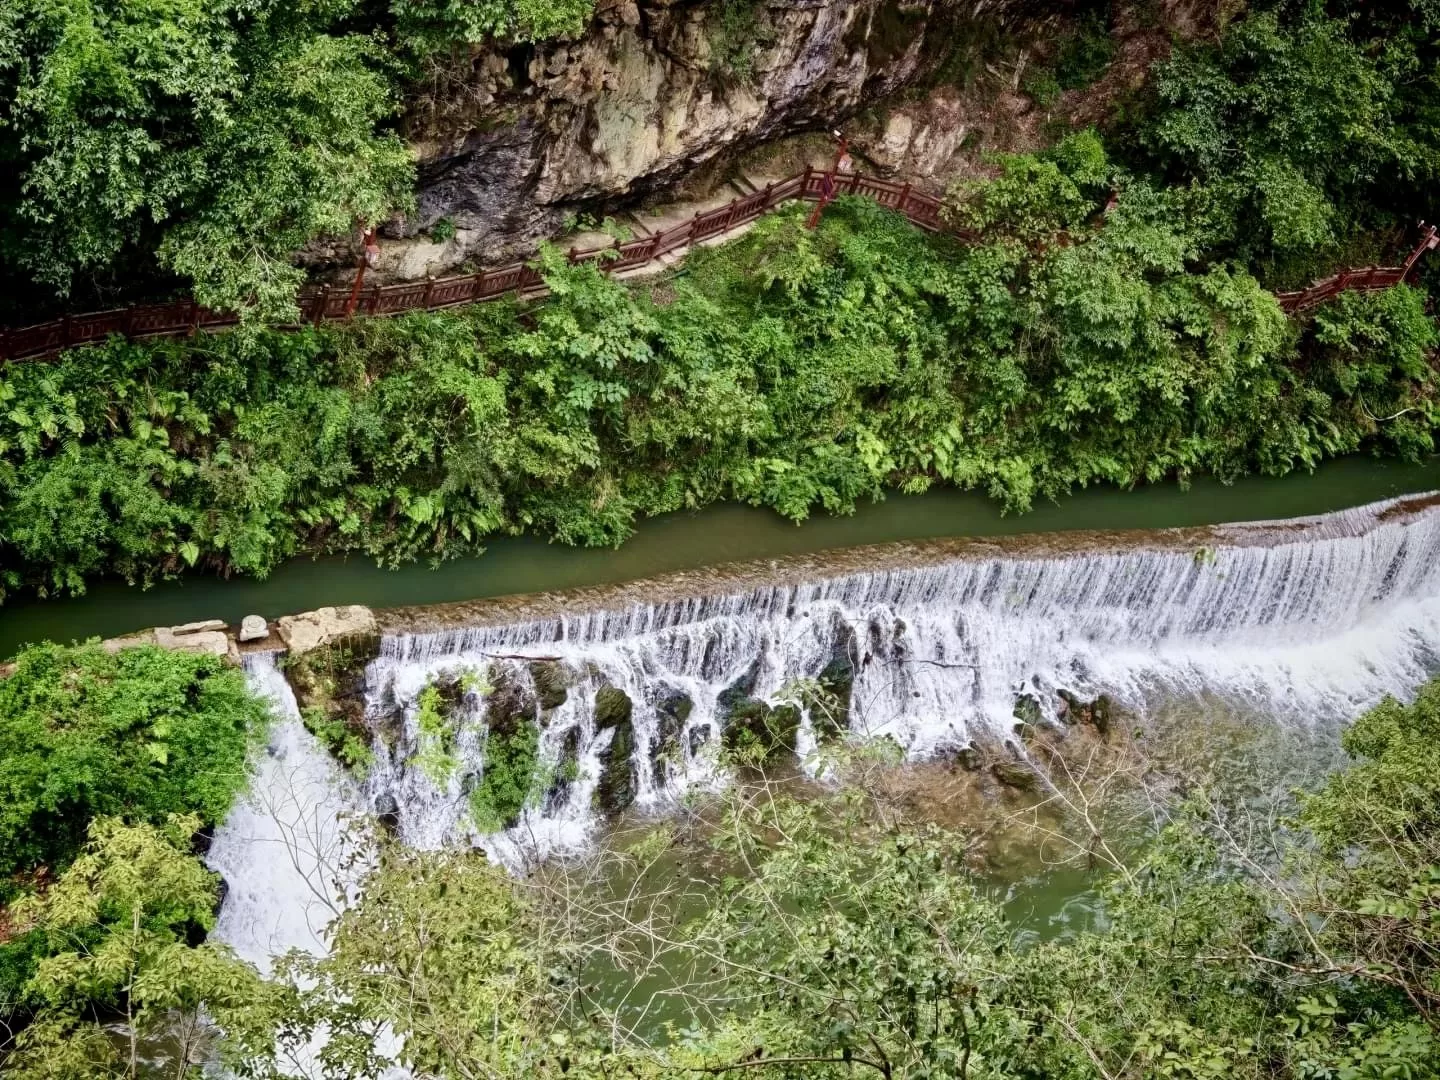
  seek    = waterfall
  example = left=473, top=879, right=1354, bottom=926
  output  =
left=207, top=652, right=369, bottom=974
left=360, top=496, right=1440, bottom=858
left=208, top=654, right=422, bottom=1079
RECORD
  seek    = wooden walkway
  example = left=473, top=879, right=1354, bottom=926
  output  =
left=1, top=173, right=1432, bottom=364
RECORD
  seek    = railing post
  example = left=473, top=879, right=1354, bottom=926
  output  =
left=313, top=285, right=329, bottom=327
left=423, top=275, right=436, bottom=309
left=60, top=314, right=72, bottom=349
left=801, top=165, right=812, bottom=198
left=189, top=300, right=200, bottom=336
left=0, top=330, right=9, bottom=362
left=899, top=181, right=911, bottom=213
left=568, top=247, right=578, bottom=264
left=764, top=181, right=775, bottom=210
left=473, top=268, right=487, bottom=300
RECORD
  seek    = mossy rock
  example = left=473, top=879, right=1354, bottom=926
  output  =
left=991, top=761, right=1040, bottom=793
left=1013, top=693, right=1043, bottom=728
left=594, top=685, right=633, bottom=731
left=717, top=658, right=762, bottom=713
left=529, top=660, right=571, bottom=712
left=485, top=668, right=537, bottom=737
left=594, top=717, right=637, bottom=818
left=948, top=745, right=982, bottom=772
left=544, top=726, right=583, bottom=815
left=650, top=690, right=693, bottom=788
left=1056, top=689, right=1114, bottom=738
left=1090, top=694, right=1114, bottom=738
left=284, top=641, right=382, bottom=770
left=722, top=698, right=801, bottom=760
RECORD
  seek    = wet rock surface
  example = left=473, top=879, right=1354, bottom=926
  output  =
left=530, top=660, right=572, bottom=711
left=650, top=689, right=694, bottom=787
left=594, top=711, right=638, bottom=817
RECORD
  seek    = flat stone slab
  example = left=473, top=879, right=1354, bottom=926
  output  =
left=276, top=605, right=378, bottom=656
left=154, top=627, right=233, bottom=659
left=169, top=619, right=227, bottom=635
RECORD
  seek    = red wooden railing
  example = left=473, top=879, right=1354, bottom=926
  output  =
left=0, top=170, right=945, bottom=364
left=1274, top=225, right=1438, bottom=314
left=0, top=176, right=1429, bottom=363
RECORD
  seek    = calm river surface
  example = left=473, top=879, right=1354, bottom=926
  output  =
left=4, top=454, right=1439, bottom=657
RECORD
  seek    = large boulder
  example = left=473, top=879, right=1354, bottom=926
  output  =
left=275, top=605, right=378, bottom=656
left=593, top=685, right=634, bottom=730
left=722, top=698, right=801, bottom=760
left=529, top=660, right=572, bottom=712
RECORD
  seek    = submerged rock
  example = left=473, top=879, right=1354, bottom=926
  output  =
left=991, top=761, right=1040, bottom=793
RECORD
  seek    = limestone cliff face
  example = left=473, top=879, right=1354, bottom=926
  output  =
left=396, top=0, right=1040, bottom=269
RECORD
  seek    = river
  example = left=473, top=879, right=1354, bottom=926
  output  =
left=4, top=454, right=1440, bottom=658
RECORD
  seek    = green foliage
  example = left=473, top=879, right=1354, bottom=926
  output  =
left=391, top=0, right=594, bottom=59
left=1052, top=5, right=1115, bottom=91
left=468, top=718, right=542, bottom=832
left=2, top=177, right=1436, bottom=602
left=0, top=642, right=271, bottom=879
left=1133, top=5, right=1440, bottom=285
left=708, top=0, right=773, bottom=84
left=414, top=682, right=461, bottom=787
left=2, top=816, right=278, bottom=1079
left=0, top=0, right=413, bottom=322
left=252, top=678, right=1440, bottom=1077
left=430, top=215, right=457, bottom=243
left=278, top=845, right=570, bottom=1078
left=302, top=704, right=375, bottom=773
left=1021, top=5, right=1114, bottom=107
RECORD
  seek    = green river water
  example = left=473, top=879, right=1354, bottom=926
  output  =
left=5, top=454, right=1440, bottom=658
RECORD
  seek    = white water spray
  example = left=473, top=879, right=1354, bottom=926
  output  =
left=360, top=496, right=1440, bottom=857
left=208, top=653, right=367, bottom=973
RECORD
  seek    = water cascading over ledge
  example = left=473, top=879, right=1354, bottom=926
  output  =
left=359, top=494, right=1440, bottom=858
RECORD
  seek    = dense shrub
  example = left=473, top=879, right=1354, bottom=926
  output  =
left=0, top=643, right=271, bottom=878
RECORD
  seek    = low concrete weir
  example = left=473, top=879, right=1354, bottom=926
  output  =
left=355, top=493, right=1440, bottom=857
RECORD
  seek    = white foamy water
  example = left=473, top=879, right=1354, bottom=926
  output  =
left=208, top=653, right=367, bottom=973
left=362, top=497, right=1440, bottom=858
left=207, top=655, right=413, bottom=1079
